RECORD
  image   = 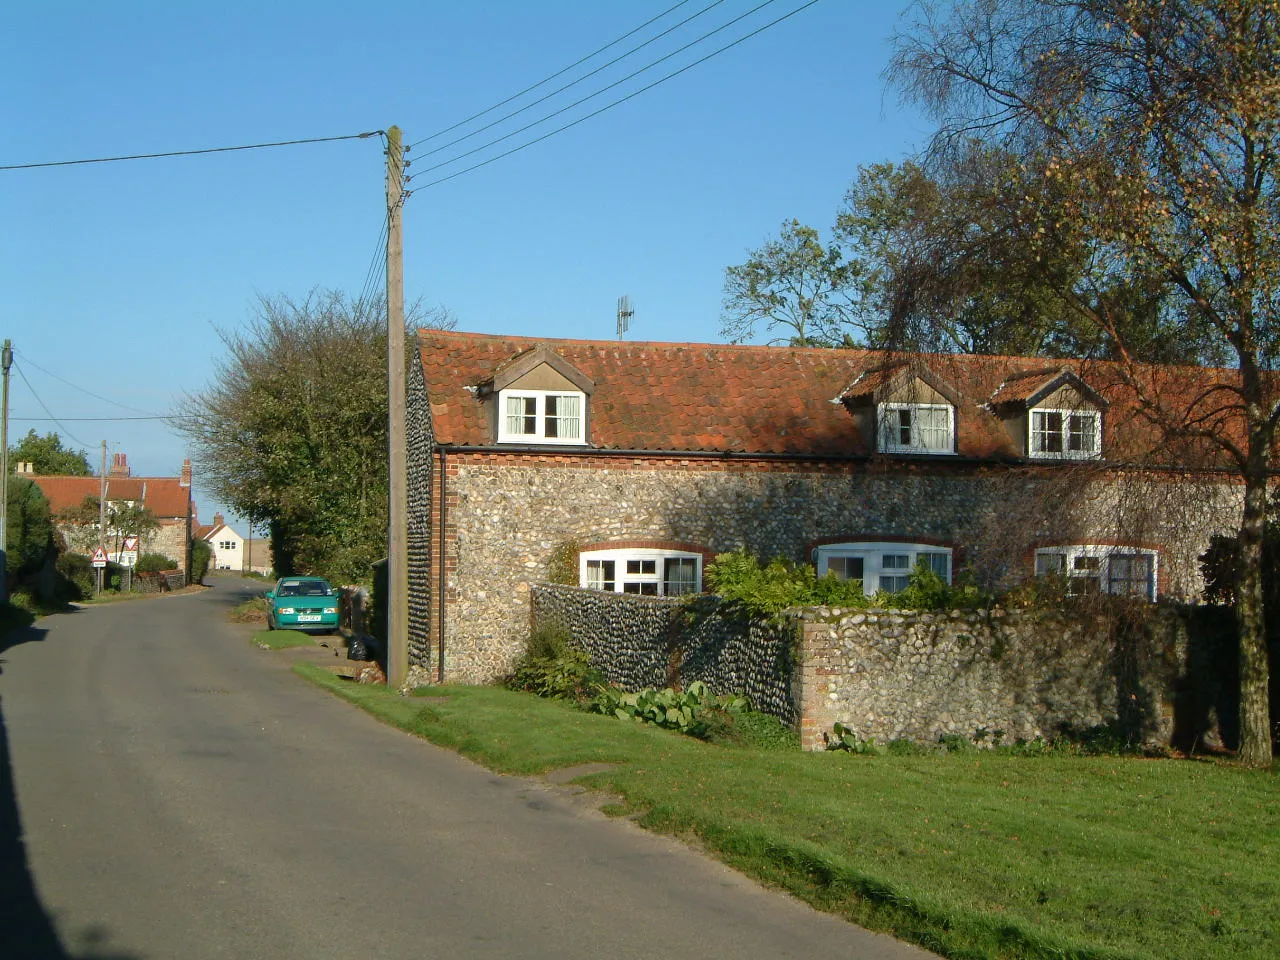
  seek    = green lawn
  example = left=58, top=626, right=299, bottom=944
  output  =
left=294, top=665, right=1279, bottom=960
left=254, top=628, right=323, bottom=650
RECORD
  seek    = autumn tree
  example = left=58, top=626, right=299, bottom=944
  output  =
left=892, top=0, right=1280, bottom=763
left=174, top=290, right=453, bottom=583
left=720, top=219, right=864, bottom=346
left=8, top=430, right=92, bottom=476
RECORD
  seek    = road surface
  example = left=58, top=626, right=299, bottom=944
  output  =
left=1, top=577, right=934, bottom=959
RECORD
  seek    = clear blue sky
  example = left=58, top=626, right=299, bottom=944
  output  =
left=1, top=0, right=929, bottom=529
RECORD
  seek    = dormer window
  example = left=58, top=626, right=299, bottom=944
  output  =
left=1029, top=409, right=1101, bottom=459
left=488, top=344, right=594, bottom=446
left=990, top=367, right=1107, bottom=461
left=878, top=403, right=954, bottom=455
left=499, top=389, right=585, bottom=444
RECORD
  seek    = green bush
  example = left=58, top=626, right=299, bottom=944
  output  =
left=705, top=549, right=990, bottom=620
left=826, top=721, right=884, bottom=754
left=590, top=681, right=747, bottom=738
left=699, top=706, right=800, bottom=749
left=134, top=552, right=177, bottom=574
left=505, top=622, right=602, bottom=701
left=55, top=552, right=94, bottom=601
left=189, top=538, right=211, bottom=585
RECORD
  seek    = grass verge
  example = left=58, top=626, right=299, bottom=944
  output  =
left=294, top=664, right=1278, bottom=960
left=254, top=628, right=323, bottom=650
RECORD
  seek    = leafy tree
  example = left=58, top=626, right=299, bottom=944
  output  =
left=834, top=151, right=1216, bottom=361
left=721, top=219, right=863, bottom=346
left=108, top=502, right=160, bottom=559
left=174, top=289, right=453, bottom=583
left=891, top=0, right=1280, bottom=763
left=6, top=476, right=53, bottom=580
left=8, top=430, right=92, bottom=476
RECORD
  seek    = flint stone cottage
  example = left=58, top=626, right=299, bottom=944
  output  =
left=406, top=330, right=1239, bottom=686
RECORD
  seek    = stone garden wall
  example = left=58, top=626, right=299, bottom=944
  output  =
left=791, top=605, right=1193, bottom=750
left=534, top=583, right=1226, bottom=752
left=532, top=584, right=795, bottom=721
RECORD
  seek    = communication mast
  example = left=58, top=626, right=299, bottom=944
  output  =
left=616, top=295, right=634, bottom=340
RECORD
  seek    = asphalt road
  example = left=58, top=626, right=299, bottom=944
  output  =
left=1, top=576, right=935, bottom=960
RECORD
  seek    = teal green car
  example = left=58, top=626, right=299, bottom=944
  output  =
left=264, top=576, right=340, bottom=634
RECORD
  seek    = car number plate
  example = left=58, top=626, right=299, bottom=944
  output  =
left=298, top=615, right=323, bottom=622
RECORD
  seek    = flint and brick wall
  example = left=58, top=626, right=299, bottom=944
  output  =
left=412, top=450, right=1236, bottom=685
left=791, top=606, right=1189, bottom=750
left=534, top=585, right=1213, bottom=752
left=532, top=584, right=795, bottom=721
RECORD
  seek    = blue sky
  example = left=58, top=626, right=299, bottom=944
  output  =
left=1, top=0, right=929, bottom=528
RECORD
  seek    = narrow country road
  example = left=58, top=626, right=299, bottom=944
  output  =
left=1, top=577, right=932, bottom=960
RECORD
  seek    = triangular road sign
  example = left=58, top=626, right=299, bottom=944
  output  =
left=91, top=547, right=108, bottom=566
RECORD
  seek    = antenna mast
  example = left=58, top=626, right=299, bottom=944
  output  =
left=616, top=295, right=634, bottom=340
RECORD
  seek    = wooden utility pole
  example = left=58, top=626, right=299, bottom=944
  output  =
left=386, top=125, right=409, bottom=688
left=0, top=339, right=11, bottom=603
left=97, top=440, right=107, bottom=595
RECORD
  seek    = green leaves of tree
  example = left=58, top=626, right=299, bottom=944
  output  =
left=175, top=290, right=452, bottom=583
left=8, top=430, right=92, bottom=476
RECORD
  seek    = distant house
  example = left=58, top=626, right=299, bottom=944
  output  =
left=196, top=513, right=272, bottom=575
left=404, top=330, right=1242, bottom=685
left=20, top=453, right=194, bottom=576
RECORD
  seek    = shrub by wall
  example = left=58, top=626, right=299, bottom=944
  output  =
left=531, top=584, right=795, bottom=722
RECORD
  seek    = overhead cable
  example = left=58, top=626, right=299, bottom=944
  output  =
left=407, top=0, right=697, bottom=150
left=0, top=131, right=382, bottom=172
left=14, top=348, right=163, bottom=416
left=411, top=0, right=730, bottom=159
left=12, top=362, right=91, bottom=448
left=409, top=0, right=781, bottom=180
left=413, top=0, right=822, bottom=190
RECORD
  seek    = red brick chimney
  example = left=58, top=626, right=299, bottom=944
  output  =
left=108, top=452, right=131, bottom=478
left=180, top=459, right=192, bottom=488
left=214, top=512, right=225, bottom=526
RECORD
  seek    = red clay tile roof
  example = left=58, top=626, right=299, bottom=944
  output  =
left=415, top=330, right=1243, bottom=464
left=29, top=475, right=192, bottom=519
left=987, top=368, right=1069, bottom=406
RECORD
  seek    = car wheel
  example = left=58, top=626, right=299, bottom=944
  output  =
left=266, top=613, right=275, bottom=631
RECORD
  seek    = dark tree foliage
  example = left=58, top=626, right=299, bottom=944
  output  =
left=5, top=476, right=53, bottom=580
left=174, top=290, right=453, bottom=584
left=8, top=429, right=92, bottom=476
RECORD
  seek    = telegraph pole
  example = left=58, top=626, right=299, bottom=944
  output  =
left=0, top=339, right=12, bottom=603
left=97, top=440, right=107, bottom=595
left=386, top=125, right=409, bottom=688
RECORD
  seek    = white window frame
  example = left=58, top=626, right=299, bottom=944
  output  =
left=877, top=403, right=955, bottom=455
left=578, top=548, right=702, bottom=597
left=497, top=389, right=586, bottom=445
left=1033, top=545, right=1158, bottom=600
left=1028, top=407, right=1102, bottom=460
left=813, top=542, right=953, bottom=597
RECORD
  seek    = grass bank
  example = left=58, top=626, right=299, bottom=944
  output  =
left=295, top=665, right=1278, bottom=960
left=253, top=628, right=323, bottom=650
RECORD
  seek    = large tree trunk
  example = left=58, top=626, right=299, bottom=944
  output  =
left=1236, top=450, right=1274, bottom=766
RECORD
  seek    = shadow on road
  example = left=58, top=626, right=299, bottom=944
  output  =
left=0, top=625, right=141, bottom=960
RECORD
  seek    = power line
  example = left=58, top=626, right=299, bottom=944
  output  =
left=14, top=349, right=164, bottom=416
left=409, top=0, right=782, bottom=181
left=355, top=212, right=391, bottom=312
left=11, top=363, right=90, bottom=448
left=407, top=0, right=696, bottom=150
left=413, top=0, right=823, bottom=191
left=411, top=0, right=730, bottom=160
left=11, top=415, right=173, bottom=422
left=0, top=131, right=382, bottom=172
